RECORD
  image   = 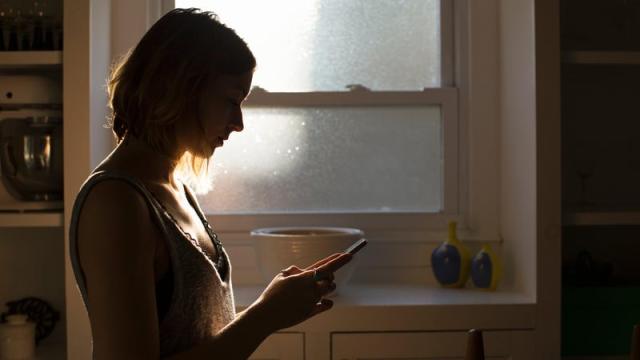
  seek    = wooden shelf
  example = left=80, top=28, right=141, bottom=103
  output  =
left=0, top=212, right=64, bottom=228
left=562, top=51, right=640, bottom=65
left=563, top=356, right=626, bottom=360
left=0, top=51, right=63, bottom=69
left=563, top=210, right=640, bottom=226
left=35, top=340, right=66, bottom=360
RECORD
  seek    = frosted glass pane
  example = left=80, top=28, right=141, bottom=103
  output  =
left=175, top=0, right=441, bottom=91
left=199, top=107, right=442, bottom=214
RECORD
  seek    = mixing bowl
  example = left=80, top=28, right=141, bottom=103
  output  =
left=251, top=227, right=364, bottom=294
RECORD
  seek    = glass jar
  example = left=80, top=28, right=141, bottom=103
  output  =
left=0, top=314, right=36, bottom=359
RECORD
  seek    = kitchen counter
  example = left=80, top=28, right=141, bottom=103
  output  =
left=234, top=283, right=536, bottom=332
left=33, top=284, right=536, bottom=360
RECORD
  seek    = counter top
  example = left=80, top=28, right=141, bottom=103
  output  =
left=235, top=283, right=534, bottom=308
left=234, top=283, right=536, bottom=332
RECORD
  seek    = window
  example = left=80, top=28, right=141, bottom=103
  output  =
left=169, top=1, right=458, bottom=222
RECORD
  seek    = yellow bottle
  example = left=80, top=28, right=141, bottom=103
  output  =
left=431, top=221, right=471, bottom=288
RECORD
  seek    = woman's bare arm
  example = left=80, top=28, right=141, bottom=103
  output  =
left=78, top=180, right=163, bottom=359
left=163, top=303, right=271, bottom=360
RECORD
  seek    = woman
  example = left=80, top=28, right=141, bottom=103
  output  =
left=69, top=8, right=352, bottom=359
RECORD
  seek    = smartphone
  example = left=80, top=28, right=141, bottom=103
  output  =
left=345, top=238, right=368, bottom=255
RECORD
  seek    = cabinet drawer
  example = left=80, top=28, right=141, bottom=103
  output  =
left=250, top=332, right=304, bottom=360
left=332, top=330, right=533, bottom=360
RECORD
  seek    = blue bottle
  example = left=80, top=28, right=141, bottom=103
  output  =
left=431, top=221, right=470, bottom=288
left=470, top=244, right=501, bottom=291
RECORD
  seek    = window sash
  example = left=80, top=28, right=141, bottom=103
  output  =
left=162, top=0, right=455, bottom=89
left=161, top=0, right=461, bottom=230
left=206, top=208, right=460, bottom=235
left=244, top=88, right=455, bottom=107
left=220, top=88, right=460, bottom=222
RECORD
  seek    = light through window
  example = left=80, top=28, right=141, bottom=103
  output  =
left=174, top=1, right=451, bottom=215
left=200, top=106, right=443, bottom=213
left=176, top=0, right=441, bottom=91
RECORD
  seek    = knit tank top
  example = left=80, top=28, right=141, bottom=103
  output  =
left=68, top=170, right=236, bottom=357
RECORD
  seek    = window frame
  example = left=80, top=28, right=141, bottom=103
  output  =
left=157, top=0, right=486, bottom=241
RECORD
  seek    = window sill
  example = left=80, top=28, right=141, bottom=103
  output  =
left=234, top=283, right=536, bottom=332
left=235, top=283, right=534, bottom=308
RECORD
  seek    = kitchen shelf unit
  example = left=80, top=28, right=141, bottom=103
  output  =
left=562, top=51, right=640, bottom=65
left=560, top=1, right=640, bottom=358
left=0, top=51, right=63, bottom=69
left=563, top=210, right=640, bottom=227
left=0, top=212, right=64, bottom=228
left=0, top=4, right=67, bottom=360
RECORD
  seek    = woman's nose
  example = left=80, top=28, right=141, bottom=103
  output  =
left=229, top=121, right=243, bottom=132
left=230, top=113, right=244, bottom=132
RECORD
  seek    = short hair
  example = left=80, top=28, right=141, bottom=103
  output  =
left=106, top=8, right=256, bottom=193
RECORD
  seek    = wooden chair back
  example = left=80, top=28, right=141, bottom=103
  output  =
left=631, top=324, right=640, bottom=360
left=465, top=329, right=485, bottom=360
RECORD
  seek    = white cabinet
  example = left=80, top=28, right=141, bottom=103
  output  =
left=331, top=331, right=534, bottom=360
left=250, top=332, right=305, bottom=360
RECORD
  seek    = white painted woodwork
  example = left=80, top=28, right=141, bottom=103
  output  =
left=331, top=331, right=534, bottom=360
left=533, top=0, right=563, bottom=359
left=249, top=333, right=305, bottom=360
left=498, top=0, right=537, bottom=298
left=462, top=0, right=502, bottom=248
left=63, top=0, right=113, bottom=359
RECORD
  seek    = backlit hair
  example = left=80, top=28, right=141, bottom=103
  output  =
left=106, top=8, right=256, bottom=193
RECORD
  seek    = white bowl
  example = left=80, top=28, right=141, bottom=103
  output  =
left=251, top=227, right=364, bottom=294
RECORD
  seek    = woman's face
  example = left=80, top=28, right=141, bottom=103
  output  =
left=179, top=70, right=253, bottom=157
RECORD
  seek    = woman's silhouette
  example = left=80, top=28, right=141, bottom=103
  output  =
left=68, top=8, right=351, bottom=359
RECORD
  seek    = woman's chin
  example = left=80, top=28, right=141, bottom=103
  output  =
left=197, top=142, right=216, bottom=157
left=209, top=142, right=219, bottom=153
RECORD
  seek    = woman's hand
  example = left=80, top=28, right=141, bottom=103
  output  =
left=251, top=253, right=352, bottom=333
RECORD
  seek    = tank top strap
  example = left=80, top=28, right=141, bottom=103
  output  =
left=181, top=184, right=208, bottom=227
left=181, top=184, right=220, bottom=242
left=71, top=169, right=171, bottom=237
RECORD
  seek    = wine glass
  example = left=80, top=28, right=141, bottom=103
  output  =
left=571, top=139, right=599, bottom=209
left=629, top=136, right=640, bottom=173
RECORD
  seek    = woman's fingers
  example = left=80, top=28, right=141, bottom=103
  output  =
left=279, top=265, right=303, bottom=277
left=304, top=253, right=343, bottom=271
left=308, top=298, right=334, bottom=318
left=317, top=280, right=337, bottom=296
left=294, top=253, right=350, bottom=282
left=315, top=253, right=352, bottom=275
left=323, top=273, right=335, bottom=283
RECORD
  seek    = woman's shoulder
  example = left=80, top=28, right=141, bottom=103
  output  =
left=85, top=156, right=160, bottom=195
left=77, top=173, right=153, bottom=232
left=74, top=156, right=167, bottom=244
left=75, top=167, right=160, bottom=259
left=76, top=158, right=155, bottom=224
left=90, top=159, right=143, bottom=183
